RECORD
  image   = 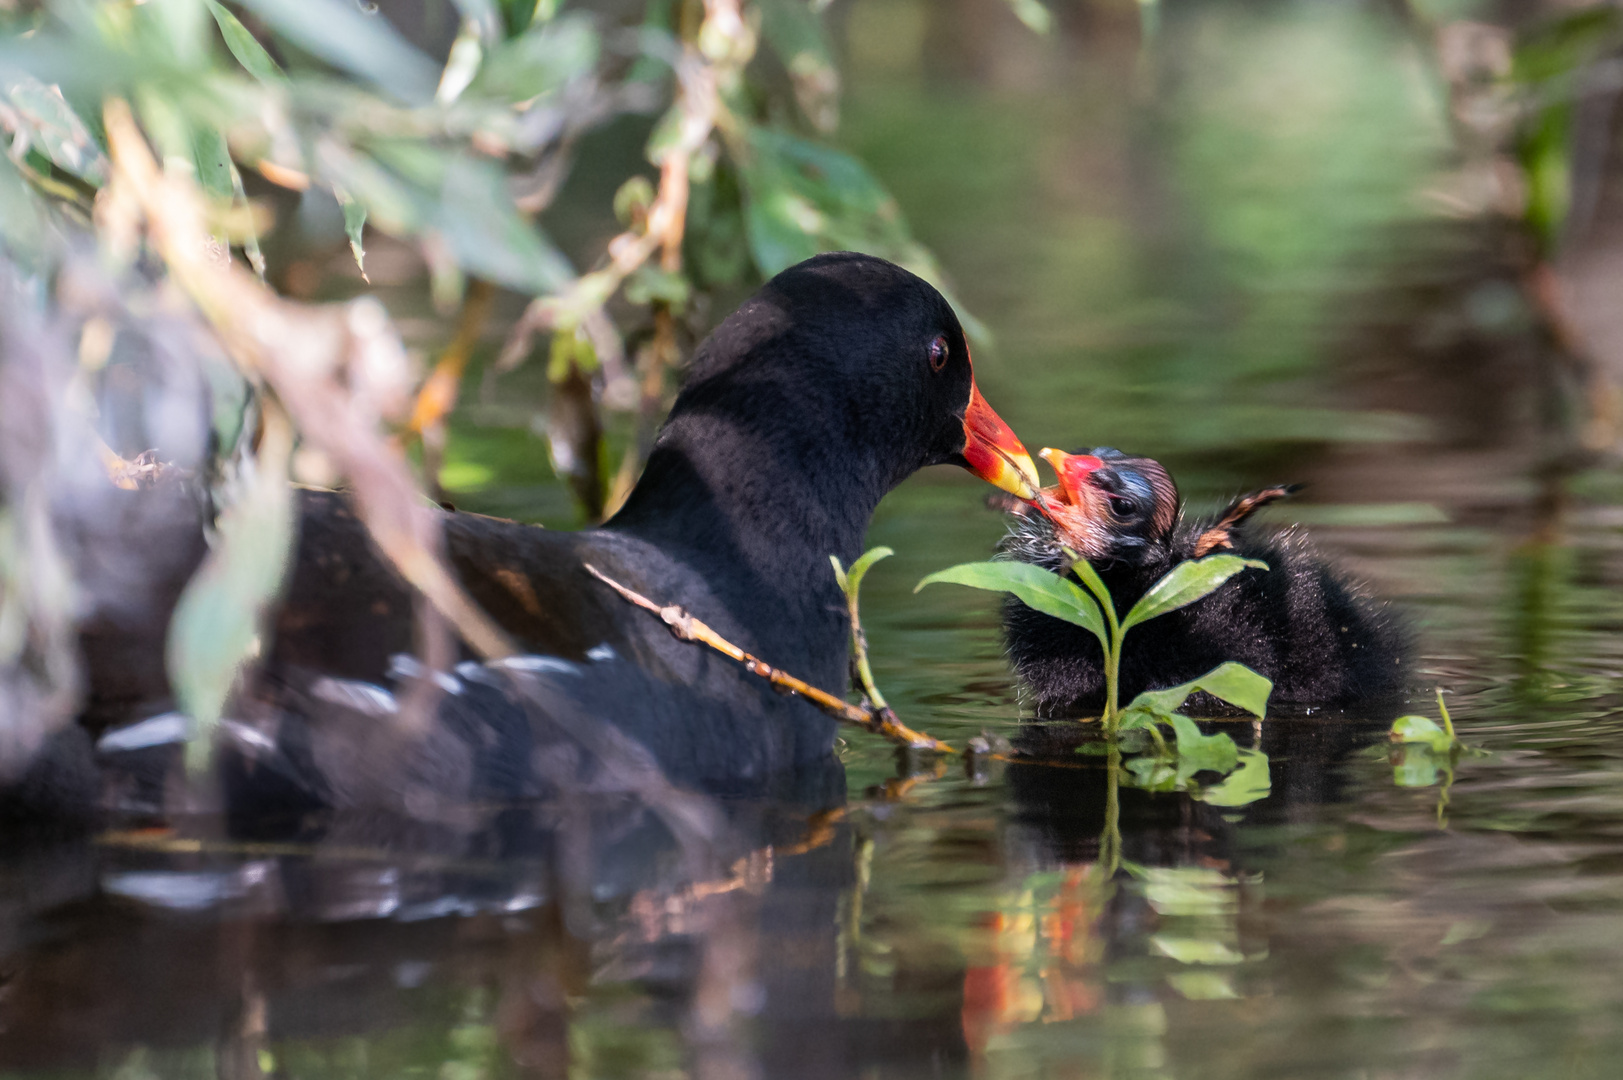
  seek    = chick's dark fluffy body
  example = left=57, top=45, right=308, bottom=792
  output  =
left=999, top=506, right=1410, bottom=717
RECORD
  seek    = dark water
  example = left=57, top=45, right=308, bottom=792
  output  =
left=7, top=3, right=1623, bottom=1078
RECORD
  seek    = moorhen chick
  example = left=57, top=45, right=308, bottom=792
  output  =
left=999, top=448, right=1408, bottom=717
left=80, top=253, right=1040, bottom=811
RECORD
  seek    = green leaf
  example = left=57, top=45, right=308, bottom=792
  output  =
left=451, top=0, right=503, bottom=45
left=347, top=143, right=572, bottom=293
left=741, top=184, right=821, bottom=277
left=134, top=86, right=194, bottom=166
left=334, top=185, right=368, bottom=279
left=473, top=13, right=598, bottom=103
left=1005, top=0, right=1054, bottom=34
left=916, top=560, right=1107, bottom=650
left=438, top=153, right=573, bottom=293
left=1166, top=972, right=1240, bottom=1001
left=1, top=74, right=108, bottom=185
left=1140, top=866, right=1234, bottom=914
left=1195, top=748, right=1271, bottom=807
left=191, top=123, right=234, bottom=200
left=1067, top=554, right=1116, bottom=625
left=228, top=158, right=265, bottom=279
left=1151, top=935, right=1244, bottom=966
left=842, top=545, right=893, bottom=600
left=204, top=0, right=287, bottom=85
left=435, top=23, right=485, bottom=105
left=1123, top=661, right=1274, bottom=720
left=1515, top=8, right=1623, bottom=85
left=624, top=264, right=691, bottom=308
left=1391, top=714, right=1454, bottom=753
left=167, top=416, right=296, bottom=771
left=1116, top=709, right=1160, bottom=732
left=735, top=122, right=989, bottom=343
left=1120, top=554, right=1267, bottom=632
left=757, top=0, right=838, bottom=131
left=0, top=155, right=46, bottom=267
left=1124, top=754, right=1178, bottom=792
left=142, top=0, right=213, bottom=69
left=613, top=175, right=655, bottom=224
left=320, top=145, right=425, bottom=235
left=1393, top=745, right=1442, bottom=788
left=828, top=556, right=847, bottom=593
left=1167, top=714, right=1240, bottom=779
left=233, top=0, right=440, bottom=103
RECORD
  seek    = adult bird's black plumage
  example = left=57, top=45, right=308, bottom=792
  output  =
left=74, top=253, right=1039, bottom=817
left=998, top=448, right=1409, bottom=717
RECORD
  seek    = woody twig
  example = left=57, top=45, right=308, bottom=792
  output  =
left=583, top=564, right=953, bottom=752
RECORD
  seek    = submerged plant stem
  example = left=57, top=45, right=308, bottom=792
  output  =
left=843, top=576, right=888, bottom=714
left=1101, top=744, right=1122, bottom=875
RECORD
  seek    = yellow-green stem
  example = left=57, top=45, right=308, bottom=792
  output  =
left=852, top=628, right=887, bottom=713
left=1436, top=688, right=1454, bottom=741
left=1104, top=634, right=1122, bottom=733
left=844, top=573, right=888, bottom=712
left=1101, top=745, right=1122, bottom=875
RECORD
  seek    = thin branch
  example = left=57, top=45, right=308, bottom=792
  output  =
left=583, top=564, right=954, bottom=752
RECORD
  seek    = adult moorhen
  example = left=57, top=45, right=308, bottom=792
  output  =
left=998, top=448, right=1408, bottom=717
left=79, top=253, right=1040, bottom=812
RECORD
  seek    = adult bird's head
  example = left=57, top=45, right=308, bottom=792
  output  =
left=1034, top=447, right=1180, bottom=566
left=612, top=253, right=1038, bottom=555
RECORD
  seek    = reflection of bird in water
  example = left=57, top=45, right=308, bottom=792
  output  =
left=0, top=745, right=967, bottom=1079
left=997, top=448, right=1410, bottom=718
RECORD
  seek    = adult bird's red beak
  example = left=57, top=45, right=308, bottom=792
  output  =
left=961, top=381, right=1040, bottom=501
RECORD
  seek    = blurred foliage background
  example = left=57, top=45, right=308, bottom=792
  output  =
left=5, top=0, right=1623, bottom=762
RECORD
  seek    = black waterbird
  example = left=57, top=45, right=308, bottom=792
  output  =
left=73, top=253, right=1040, bottom=817
left=998, top=448, right=1409, bottom=717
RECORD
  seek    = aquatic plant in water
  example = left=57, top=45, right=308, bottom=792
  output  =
left=917, top=548, right=1274, bottom=803
left=1387, top=690, right=1485, bottom=825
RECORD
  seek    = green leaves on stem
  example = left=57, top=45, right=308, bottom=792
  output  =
left=916, top=560, right=1106, bottom=639
left=1119, top=662, right=1274, bottom=727
left=917, top=551, right=1267, bottom=732
left=919, top=549, right=1274, bottom=806
left=1115, top=667, right=1272, bottom=806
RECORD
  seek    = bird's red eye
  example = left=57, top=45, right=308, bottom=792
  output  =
left=928, top=335, right=949, bottom=372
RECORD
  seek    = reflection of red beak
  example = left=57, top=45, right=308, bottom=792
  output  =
left=962, top=381, right=1039, bottom=500
left=1039, top=448, right=1104, bottom=506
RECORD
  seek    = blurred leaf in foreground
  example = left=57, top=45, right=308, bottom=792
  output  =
left=1, top=73, right=108, bottom=185
left=166, top=407, right=296, bottom=771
